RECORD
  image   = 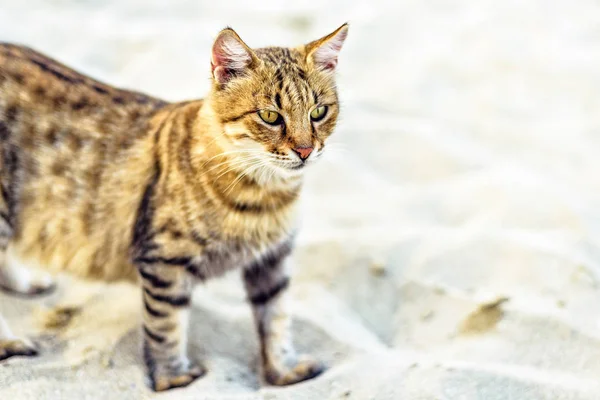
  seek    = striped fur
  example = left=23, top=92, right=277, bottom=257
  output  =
left=0, top=24, right=348, bottom=391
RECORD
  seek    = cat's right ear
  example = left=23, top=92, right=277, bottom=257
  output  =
left=211, top=28, right=257, bottom=85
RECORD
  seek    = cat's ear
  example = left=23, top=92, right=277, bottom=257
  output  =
left=305, top=23, right=349, bottom=71
left=211, top=28, right=257, bottom=84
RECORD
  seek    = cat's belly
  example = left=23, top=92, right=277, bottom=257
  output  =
left=185, top=237, right=290, bottom=280
left=11, top=207, right=139, bottom=282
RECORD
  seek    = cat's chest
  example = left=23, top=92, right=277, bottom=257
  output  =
left=189, top=236, right=291, bottom=279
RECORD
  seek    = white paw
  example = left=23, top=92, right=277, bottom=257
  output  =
left=0, top=265, right=55, bottom=296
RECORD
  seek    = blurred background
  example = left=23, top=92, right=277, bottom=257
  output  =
left=2, top=1, right=600, bottom=399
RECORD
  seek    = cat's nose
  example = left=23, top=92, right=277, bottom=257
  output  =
left=292, top=146, right=314, bottom=161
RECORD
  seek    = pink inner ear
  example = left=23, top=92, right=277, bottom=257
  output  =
left=323, top=59, right=338, bottom=70
left=312, top=27, right=348, bottom=71
left=211, top=32, right=252, bottom=83
left=212, top=66, right=229, bottom=82
left=313, top=47, right=340, bottom=71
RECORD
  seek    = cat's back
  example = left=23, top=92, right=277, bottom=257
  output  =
left=0, top=42, right=167, bottom=128
left=0, top=43, right=169, bottom=281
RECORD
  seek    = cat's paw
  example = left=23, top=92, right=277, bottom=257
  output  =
left=0, top=338, right=38, bottom=361
left=0, top=270, right=55, bottom=297
left=26, top=278, right=56, bottom=296
left=265, top=356, right=326, bottom=386
left=149, top=362, right=206, bottom=392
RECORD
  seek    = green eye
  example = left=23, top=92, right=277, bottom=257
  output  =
left=258, top=110, right=282, bottom=125
left=310, top=105, right=328, bottom=121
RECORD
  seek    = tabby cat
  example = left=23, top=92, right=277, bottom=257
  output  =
left=0, top=23, right=348, bottom=391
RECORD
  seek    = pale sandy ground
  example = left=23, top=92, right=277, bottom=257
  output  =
left=1, top=1, right=600, bottom=399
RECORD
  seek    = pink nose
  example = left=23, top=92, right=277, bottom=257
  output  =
left=292, top=146, right=314, bottom=161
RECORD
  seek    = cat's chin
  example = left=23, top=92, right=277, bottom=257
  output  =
left=240, top=163, right=302, bottom=188
left=287, top=163, right=306, bottom=171
left=273, top=162, right=308, bottom=176
left=274, top=166, right=305, bottom=180
left=262, top=165, right=307, bottom=187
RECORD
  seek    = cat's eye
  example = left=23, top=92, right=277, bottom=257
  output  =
left=258, top=110, right=282, bottom=125
left=310, top=105, right=328, bottom=121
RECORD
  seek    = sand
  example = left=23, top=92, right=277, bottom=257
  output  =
left=1, top=0, right=600, bottom=399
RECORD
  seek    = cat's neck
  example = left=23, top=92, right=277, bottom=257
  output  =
left=153, top=99, right=303, bottom=220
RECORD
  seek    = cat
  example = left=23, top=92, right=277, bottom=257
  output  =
left=0, top=23, right=348, bottom=391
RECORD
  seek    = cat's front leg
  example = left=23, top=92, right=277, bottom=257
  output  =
left=137, top=261, right=205, bottom=391
left=242, top=250, right=325, bottom=386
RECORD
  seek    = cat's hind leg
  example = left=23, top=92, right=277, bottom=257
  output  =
left=0, top=217, right=52, bottom=361
left=0, top=248, right=46, bottom=361
left=0, top=249, right=51, bottom=361
left=0, top=198, right=54, bottom=295
left=0, top=313, right=37, bottom=361
left=0, top=247, right=55, bottom=296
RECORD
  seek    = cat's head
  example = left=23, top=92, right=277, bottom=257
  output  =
left=207, top=24, right=348, bottom=182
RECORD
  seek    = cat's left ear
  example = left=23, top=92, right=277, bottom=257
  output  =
left=211, top=28, right=258, bottom=84
left=305, top=23, right=349, bottom=71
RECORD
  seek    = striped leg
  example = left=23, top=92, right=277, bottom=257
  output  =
left=243, top=256, right=325, bottom=386
left=138, top=263, right=205, bottom=391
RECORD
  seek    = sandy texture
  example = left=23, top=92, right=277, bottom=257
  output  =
left=2, top=1, right=600, bottom=399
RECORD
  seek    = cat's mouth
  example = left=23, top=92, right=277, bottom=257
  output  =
left=280, top=154, right=322, bottom=171
left=267, top=151, right=323, bottom=174
left=268, top=159, right=307, bottom=175
left=288, top=163, right=305, bottom=170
